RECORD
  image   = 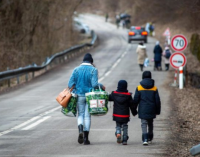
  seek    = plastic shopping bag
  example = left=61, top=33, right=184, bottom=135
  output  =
left=144, top=58, right=149, bottom=67
left=85, top=86, right=109, bottom=116
left=61, top=93, right=77, bottom=117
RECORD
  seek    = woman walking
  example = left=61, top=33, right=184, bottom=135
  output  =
left=68, top=53, right=105, bottom=145
left=136, top=42, right=148, bottom=71
left=153, top=41, right=163, bottom=71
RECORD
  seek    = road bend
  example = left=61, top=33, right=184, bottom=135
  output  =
left=0, top=14, right=170, bottom=157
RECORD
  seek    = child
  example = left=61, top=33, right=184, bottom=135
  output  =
left=162, top=47, right=172, bottom=71
left=133, top=71, right=161, bottom=146
left=109, top=80, right=137, bottom=145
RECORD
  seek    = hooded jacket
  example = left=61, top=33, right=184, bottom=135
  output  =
left=154, top=45, right=163, bottom=62
left=133, top=78, right=161, bottom=119
left=136, top=45, right=148, bottom=64
left=109, top=91, right=137, bottom=123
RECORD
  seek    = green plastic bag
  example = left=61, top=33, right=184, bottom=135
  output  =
left=61, top=93, right=77, bottom=117
left=85, top=86, right=109, bottom=116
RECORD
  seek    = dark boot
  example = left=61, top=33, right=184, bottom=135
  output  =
left=84, top=131, right=90, bottom=145
left=78, top=124, right=83, bottom=144
left=142, top=133, right=148, bottom=146
left=139, top=64, right=143, bottom=71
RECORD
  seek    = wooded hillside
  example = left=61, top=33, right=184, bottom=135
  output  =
left=0, top=0, right=82, bottom=71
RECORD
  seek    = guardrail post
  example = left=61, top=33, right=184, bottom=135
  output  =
left=8, top=79, right=10, bottom=87
left=32, top=72, right=34, bottom=78
left=17, top=76, right=20, bottom=84
left=26, top=73, right=28, bottom=82
left=7, top=67, right=10, bottom=87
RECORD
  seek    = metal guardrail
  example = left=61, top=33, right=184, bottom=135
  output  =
left=0, top=30, right=97, bottom=87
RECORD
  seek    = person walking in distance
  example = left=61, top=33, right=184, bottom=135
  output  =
left=109, top=80, right=137, bottom=145
left=68, top=53, right=105, bottom=145
left=105, top=13, right=109, bottom=22
left=153, top=41, right=163, bottom=71
left=136, top=42, right=148, bottom=71
left=133, top=71, right=161, bottom=146
left=162, top=47, right=172, bottom=71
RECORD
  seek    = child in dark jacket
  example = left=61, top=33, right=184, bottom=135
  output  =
left=133, top=71, right=161, bottom=146
left=109, top=80, right=137, bottom=145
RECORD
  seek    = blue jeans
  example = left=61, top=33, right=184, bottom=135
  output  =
left=141, top=119, right=153, bottom=134
left=77, top=96, right=91, bottom=131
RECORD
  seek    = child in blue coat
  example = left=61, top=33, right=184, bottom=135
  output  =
left=133, top=71, right=161, bottom=145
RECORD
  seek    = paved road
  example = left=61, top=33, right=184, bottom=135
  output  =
left=0, top=14, right=170, bottom=157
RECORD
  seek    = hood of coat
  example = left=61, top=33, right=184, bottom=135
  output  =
left=140, top=78, right=155, bottom=89
left=138, top=45, right=146, bottom=49
left=112, top=91, right=131, bottom=104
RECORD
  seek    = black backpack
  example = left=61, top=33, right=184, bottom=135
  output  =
left=165, top=49, right=171, bottom=59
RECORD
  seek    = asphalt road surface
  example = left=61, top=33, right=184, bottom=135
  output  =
left=0, top=14, right=171, bottom=157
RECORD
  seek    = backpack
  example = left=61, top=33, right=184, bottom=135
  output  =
left=165, top=49, right=171, bottom=59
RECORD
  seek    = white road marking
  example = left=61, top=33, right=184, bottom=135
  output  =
left=0, top=106, right=60, bottom=136
left=98, top=76, right=105, bottom=82
left=104, top=71, right=111, bottom=76
left=22, top=116, right=51, bottom=130
left=99, top=44, right=130, bottom=82
left=0, top=116, right=40, bottom=137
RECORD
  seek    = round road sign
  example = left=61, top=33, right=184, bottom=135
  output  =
left=170, top=52, right=187, bottom=69
left=171, top=34, right=187, bottom=51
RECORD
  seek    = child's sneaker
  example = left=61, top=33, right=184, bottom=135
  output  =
left=142, top=133, right=148, bottom=146
left=117, top=134, right=122, bottom=144
left=122, top=140, right=127, bottom=145
left=122, top=136, right=129, bottom=145
left=148, top=140, right=152, bottom=144
left=148, top=133, right=153, bottom=144
left=143, top=141, right=148, bottom=146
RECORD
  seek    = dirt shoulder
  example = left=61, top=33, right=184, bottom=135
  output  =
left=166, top=79, right=200, bottom=156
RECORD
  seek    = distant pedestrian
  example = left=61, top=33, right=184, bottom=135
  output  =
left=136, top=42, right=148, bottom=71
left=125, top=17, right=131, bottom=29
left=162, top=47, right=172, bottom=71
left=68, top=53, right=105, bottom=145
left=145, top=23, right=150, bottom=33
left=109, top=80, right=137, bottom=145
left=105, top=13, right=109, bottom=22
left=116, top=15, right=120, bottom=29
left=149, top=23, right=154, bottom=36
left=153, top=41, right=163, bottom=71
left=133, top=71, right=161, bottom=146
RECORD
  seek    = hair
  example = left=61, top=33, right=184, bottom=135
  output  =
left=139, top=42, right=144, bottom=46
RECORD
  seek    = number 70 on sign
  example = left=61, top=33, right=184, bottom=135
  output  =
left=171, top=35, right=188, bottom=52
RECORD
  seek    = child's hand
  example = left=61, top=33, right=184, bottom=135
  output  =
left=132, top=113, right=137, bottom=116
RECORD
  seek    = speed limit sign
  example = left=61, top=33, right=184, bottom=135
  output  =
left=171, top=34, right=187, bottom=51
